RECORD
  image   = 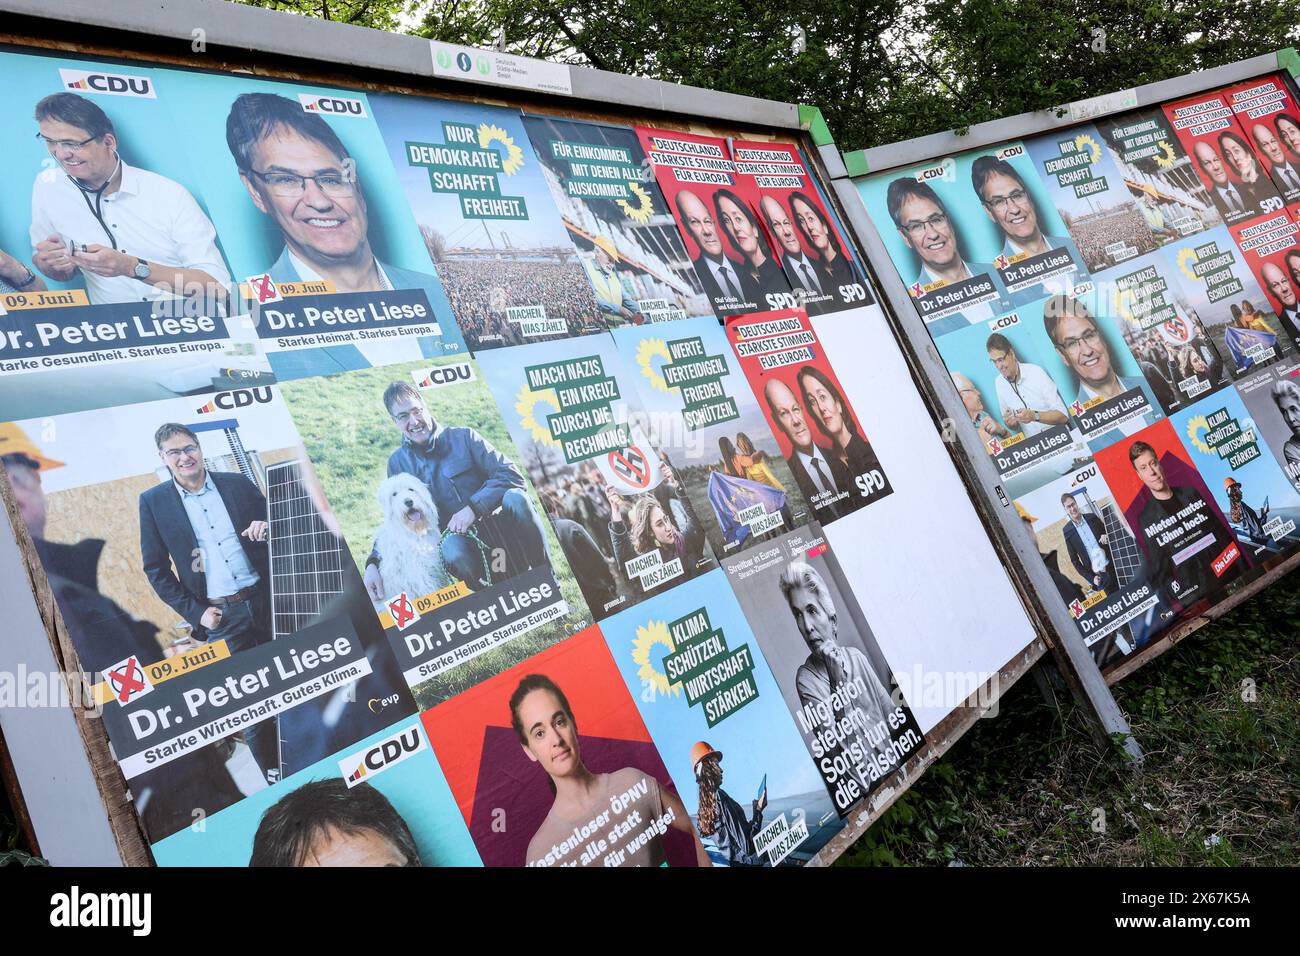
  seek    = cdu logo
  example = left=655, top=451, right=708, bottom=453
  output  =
left=413, top=362, right=475, bottom=389
left=198, top=388, right=275, bottom=414
left=337, top=725, right=426, bottom=787
left=297, top=93, right=367, bottom=117
left=59, top=69, right=156, bottom=99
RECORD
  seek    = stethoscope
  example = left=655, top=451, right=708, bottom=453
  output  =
left=67, top=151, right=122, bottom=252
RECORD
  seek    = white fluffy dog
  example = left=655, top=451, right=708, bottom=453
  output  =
left=371, top=473, right=451, bottom=609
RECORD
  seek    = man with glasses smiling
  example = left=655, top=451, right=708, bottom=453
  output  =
left=885, top=177, right=1008, bottom=336
left=971, top=156, right=1080, bottom=305
left=139, top=422, right=278, bottom=782
left=29, top=93, right=230, bottom=309
left=1043, top=294, right=1162, bottom=447
left=226, top=92, right=443, bottom=303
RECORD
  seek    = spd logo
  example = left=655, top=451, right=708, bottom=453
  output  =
left=338, top=725, right=425, bottom=787
left=59, top=69, right=156, bottom=99
left=412, top=363, right=475, bottom=389
left=197, top=387, right=274, bottom=414
left=297, top=93, right=367, bottom=117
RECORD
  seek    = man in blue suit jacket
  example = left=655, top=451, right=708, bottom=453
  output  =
left=139, top=422, right=278, bottom=780
left=226, top=91, right=453, bottom=379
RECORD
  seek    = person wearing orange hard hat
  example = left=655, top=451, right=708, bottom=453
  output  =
left=1222, top=475, right=1273, bottom=549
left=1, top=422, right=162, bottom=672
left=691, top=739, right=768, bottom=866
left=581, top=233, right=641, bottom=325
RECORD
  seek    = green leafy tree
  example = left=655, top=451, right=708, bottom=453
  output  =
left=232, top=0, right=1300, bottom=151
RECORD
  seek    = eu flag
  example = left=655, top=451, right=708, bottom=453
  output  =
left=707, top=471, right=787, bottom=545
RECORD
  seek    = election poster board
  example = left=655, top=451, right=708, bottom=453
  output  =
left=0, top=49, right=273, bottom=422
left=520, top=114, right=713, bottom=324
left=853, top=67, right=1300, bottom=676
left=370, top=95, right=607, bottom=350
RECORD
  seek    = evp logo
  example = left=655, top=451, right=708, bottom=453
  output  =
left=412, top=362, right=475, bottom=389
left=59, top=69, right=156, bottom=99
left=298, top=93, right=367, bottom=117
left=197, top=387, right=275, bottom=413
left=337, top=724, right=425, bottom=787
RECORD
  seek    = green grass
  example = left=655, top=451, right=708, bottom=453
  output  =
left=279, top=358, right=591, bottom=705
left=836, top=575, right=1300, bottom=866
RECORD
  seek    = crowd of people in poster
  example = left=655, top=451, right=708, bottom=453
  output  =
left=859, top=75, right=1300, bottom=669
left=0, top=45, right=914, bottom=869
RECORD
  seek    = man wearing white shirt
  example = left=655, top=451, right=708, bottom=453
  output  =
left=985, top=331, right=1069, bottom=437
left=762, top=377, right=850, bottom=523
left=29, top=93, right=229, bottom=309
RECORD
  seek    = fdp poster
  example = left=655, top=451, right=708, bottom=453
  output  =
left=278, top=355, right=591, bottom=711
left=160, top=68, right=467, bottom=380
left=370, top=95, right=606, bottom=349
left=478, top=336, right=719, bottom=620
left=520, top=114, right=712, bottom=324
left=732, top=139, right=871, bottom=313
left=637, top=126, right=796, bottom=318
left=610, top=315, right=813, bottom=560
left=725, top=308, right=893, bottom=523
left=0, top=49, right=271, bottom=421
